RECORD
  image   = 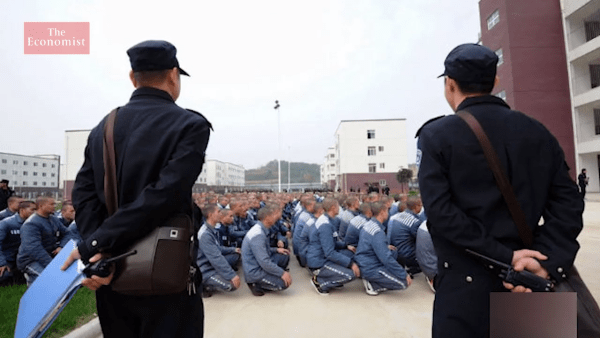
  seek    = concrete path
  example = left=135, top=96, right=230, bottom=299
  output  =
left=66, top=195, right=600, bottom=338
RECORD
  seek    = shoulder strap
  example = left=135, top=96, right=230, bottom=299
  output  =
left=456, top=110, right=533, bottom=247
left=103, top=108, right=118, bottom=216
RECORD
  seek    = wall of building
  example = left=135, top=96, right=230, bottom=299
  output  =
left=0, top=152, right=60, bottom=199
left=334, top=119, right=408, bottom=175
left=480, top=0, right=577, bottom=179
left=563, top=0, right=600, bottom=192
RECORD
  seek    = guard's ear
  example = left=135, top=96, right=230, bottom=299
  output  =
left=129, top=70, right=137, bottom=88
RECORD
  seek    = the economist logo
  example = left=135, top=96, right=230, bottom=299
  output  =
left=24, top=22, right=89, bottom=54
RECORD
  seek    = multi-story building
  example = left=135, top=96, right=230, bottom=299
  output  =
left=333, top=119, right=408, bottom=193
left=478, top=0, right=577, bottom=181
left=64, top=130, right=245, bottom=199
left=321, top=146, right=336, bottom=190
left=562, top=0, right=600, bottom=192
left=0, top=152, right=60, bottom=199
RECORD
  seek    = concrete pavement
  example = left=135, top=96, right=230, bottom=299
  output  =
left=66, top=195, right=600, bottom=338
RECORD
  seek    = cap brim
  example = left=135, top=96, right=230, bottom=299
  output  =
left=179, top=67, right=190, bottom=76
left=437, top=73, right=445, bottom=78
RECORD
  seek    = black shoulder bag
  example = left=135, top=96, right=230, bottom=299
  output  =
left=457, top=110, right=600, bottom=337
left=103, top=108, right=194, bottom=296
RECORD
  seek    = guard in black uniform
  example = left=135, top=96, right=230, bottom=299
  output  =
left=65, top=40, right=211, bottom=337
left=417, top=43, right=583, bottom=337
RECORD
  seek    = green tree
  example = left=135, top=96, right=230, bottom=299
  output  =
left=396, top=168, right=413, bottom=194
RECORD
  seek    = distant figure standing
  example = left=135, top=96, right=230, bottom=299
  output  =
left=578, top=168, right=588, bottom=199
left=0, top=180, right=15, bottom=211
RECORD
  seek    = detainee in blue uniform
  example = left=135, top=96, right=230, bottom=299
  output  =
left=292, top=197, right=315, bottom=266
left=0, top=201, right=36, bottom=284
left=298, top=203, right=324, bottom=268
left=338, top=196, right=359, bottom=242
left=387, top=196, right=424, bottom=275
left=344, top=202, right=373, bottom=248
left=355, top=202, right=411, bottom=295
left=242, top=204, right=292, bottom=296
left=307, top=198, right=360, bottom=295
left=0, top=196, right=20, bottom=221
left=217, top=209, right=241, bottom=269
left=17, top=197, right=72, bottom=286
left=197, top=204, right=241, bottom=297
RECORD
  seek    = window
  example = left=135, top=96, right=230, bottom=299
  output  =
left=495, top=48, right=503, bottom=66
left=51, top=182, right=55, bottom=186
left=33, top=172, right=38, bottom=176
left=13, top=160, right=18, bottom=165
left=367, top=129, right=375, bottom=139
left=23, top=161, right=28, bottom=165
left=42, top=182, right=46, bottom=186
left=487, top=10, right=500, bottom=30
left=1, top=159, right=6, bottom=164
left=23, top=181, right=27, bottom=186
left=1, top=170, right=5, bottom=174
left=368, top=146, right=376, bottom=156
left=51, top=164, right=55, bottom=168
left=594, top=109, right=600, bottom=135
left=51, top=173, right=56, bottom=177
left=33, top=162, right=38, bottom=166
left=12, top=170, right=18, bottom=175
left=329, top=154, right=335, bottom=158
left=23, top=171, right=28, bottom=176
left=585, top=21, right=600, bottom=42
left=590, top=65, right=600, bottom=89
left=379, top=179, right=387, bottom=186
left=42, top=163, right=47, bottom=167
left=380, top=163, right=385, bottom=169
left=33, top=181, right=37, bottom=186
left=378, top=146, right=384, bottom=152
left=368, top=163, right=376, bottom=173
left=42, top=173, right=46, bottom=177
left=496, top=90, right=506, bottom=101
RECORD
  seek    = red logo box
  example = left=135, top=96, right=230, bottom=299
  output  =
left=24, top=22, right=89, bottom=54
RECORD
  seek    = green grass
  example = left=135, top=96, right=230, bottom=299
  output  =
left=0, top=284, right=97, bottom=338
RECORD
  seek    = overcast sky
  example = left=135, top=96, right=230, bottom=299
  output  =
left=1, top=1, right=481, bottom=170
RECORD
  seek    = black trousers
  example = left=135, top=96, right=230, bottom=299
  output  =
left=96, top=286, right=204, bottom=338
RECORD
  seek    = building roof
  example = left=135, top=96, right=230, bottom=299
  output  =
left=335, top=118, right=406, bottom=135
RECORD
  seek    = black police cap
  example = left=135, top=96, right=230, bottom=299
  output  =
left=127, top=40, right=189, bottom=76
left=438, top=43, right=498, bottom=83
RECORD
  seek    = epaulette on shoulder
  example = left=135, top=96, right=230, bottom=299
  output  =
left=415, top=115, right=445, bottom=138
left=186, top=109, right=214, bottom=131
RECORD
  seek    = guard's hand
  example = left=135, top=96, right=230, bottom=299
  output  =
left=277, top=240, right=285, bottom=248
left=511, top=249, right=547, bottom=266
left=388, top=245, right=397, bottom=251
left=276, top=248, right=290, bottom=255
left=503, top=256, right=550, bottom=293
left=351, top=262, right=360, bottom=277
left=0, top=265, right=9, bottom=277
left=347, top=245, right=356, bottom=253
left=61, top=247, right=114, bottom=291
left=52, top=247, right=62, bottom=256
left=406, top=274, right=412, bottom=287
left=235, top=248, right=241, bottom=254
left=231, top=275, right=241, bottom=289
left=281, top=271, right=292, bottom=287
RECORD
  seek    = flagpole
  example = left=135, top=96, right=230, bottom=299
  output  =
left=274, top=100, right=281, bottom=193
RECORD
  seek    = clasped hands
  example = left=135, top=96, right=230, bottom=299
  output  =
left=503, top=249, right=550, bottom=293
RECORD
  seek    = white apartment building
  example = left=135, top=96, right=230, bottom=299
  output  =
left=0, top=152, right=60, bottom=199
left=321, top=146, right=336, bottom=189
left=562, top=0, right=600, bottom=192
left=200, top=160, right=245, bottom=187
left=333, top=119, right=408, bottom=193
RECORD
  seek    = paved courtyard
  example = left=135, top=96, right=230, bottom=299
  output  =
left=66, top=194, right=600, bottom=338
left=203, top=194, right=600, bottom=338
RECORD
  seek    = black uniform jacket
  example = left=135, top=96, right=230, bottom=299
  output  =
left=72, top=87, right=211, bottom=262
left=418, top=95, right=583, bottom=284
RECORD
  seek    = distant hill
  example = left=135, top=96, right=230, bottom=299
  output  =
left=245, top=160, right=320, bottom=183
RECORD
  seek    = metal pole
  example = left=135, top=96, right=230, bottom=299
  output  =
left=288, top=146, right=291, bottom=192
left=274, top=100, right=281, bottom=193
